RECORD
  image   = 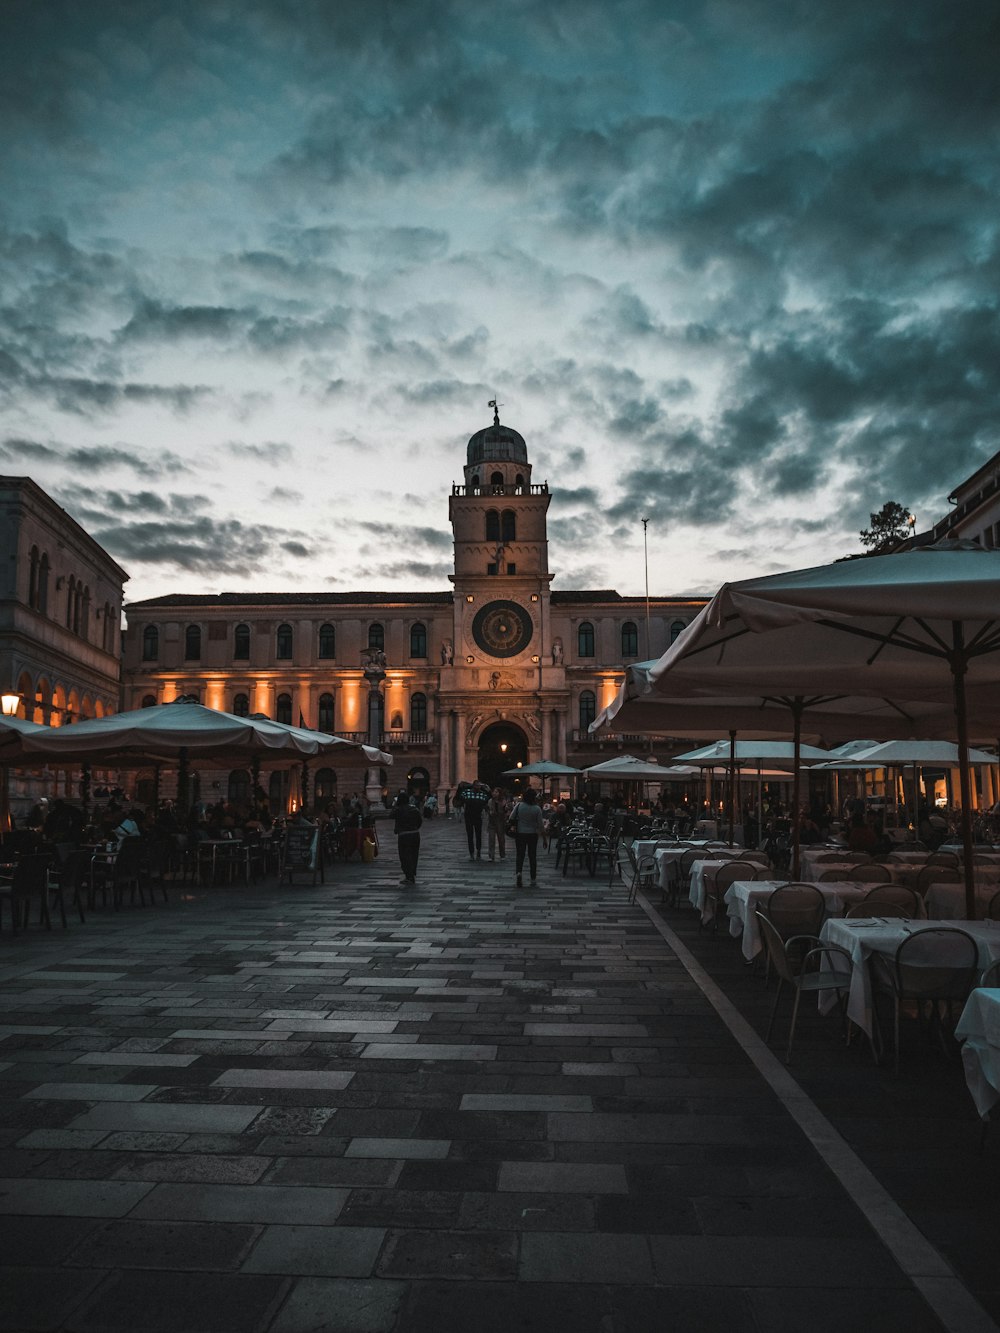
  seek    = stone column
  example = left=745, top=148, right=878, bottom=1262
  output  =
left=438, top=707, right=451, bottom=794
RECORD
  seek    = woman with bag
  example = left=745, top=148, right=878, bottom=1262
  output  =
left=486, top=787, right=510, bottom=862
left=511, top=787, right=544, bottom=888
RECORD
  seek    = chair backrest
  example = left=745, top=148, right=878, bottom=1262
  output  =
left=987, top=890, right=1000, bottom=922
left=12, top=854, right=51, bottom=895
left=764, top=883, right=826, bottom=937
left=916, top=864, right=961, bottom=892
left=848, top=864, right=891, bottom=883
left=892, top=927, right=979, bottom=1001
left=818, top=869, right=848, bottom=881
left=679, top=848, right=702, bottom=875
left=926, top=852, right=959, bottom=867
left=860, top=883, right=921, bottom=916
left=814, top=852, right=846, bottom=862
left=738, top=850, right=770, bottom=866
left=712, top=861, right=751, bottom=893
left=755, top=911, right=797, bottom=985
left=971, top=855, right=996, bottom=866
left=979, top=958, right=1000, bottom=987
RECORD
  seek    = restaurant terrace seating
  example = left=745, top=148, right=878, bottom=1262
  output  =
left=870, top=927, right=979, bottom=1073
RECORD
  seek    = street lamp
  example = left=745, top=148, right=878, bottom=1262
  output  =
left=1, top=694, right=21, bottom=718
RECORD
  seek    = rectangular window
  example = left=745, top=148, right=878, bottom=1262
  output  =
left=487, top=563, right=498, bottom=575
left=506, top=563, right=516, bottom=574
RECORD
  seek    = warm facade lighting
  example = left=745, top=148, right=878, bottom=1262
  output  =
left=1, top=693, right=20, bottom=717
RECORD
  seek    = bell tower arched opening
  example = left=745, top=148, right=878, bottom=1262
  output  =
left=477, top=721, right=528, bottom=789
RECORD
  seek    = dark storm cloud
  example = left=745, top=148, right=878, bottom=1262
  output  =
left=608, top=458, right=740, bottom=528
left=117, top=299, right=247, bottom=344
left=353, top=559, right=453, bottom=583
left=1, top=437, right=191, bottom=479
left=356, top=521, right=451, bottom=551
left=227, top=441, right=293, bottom=464
left=89, top=514, right=304, bottom=577
left=281, top=541, right=311, bottom=558
left=268, top=486, right=303, bottom=503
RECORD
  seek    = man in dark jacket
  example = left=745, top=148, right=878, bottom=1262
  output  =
left=392, top=791, right=422, bottom=884
left=463, top=780, right=490, bottom=860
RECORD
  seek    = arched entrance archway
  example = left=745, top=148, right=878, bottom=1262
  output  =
left=477, top=721, right=528, bottom=789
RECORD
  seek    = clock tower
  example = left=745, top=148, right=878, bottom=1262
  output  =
left=441, top=403, right=564, bottom=787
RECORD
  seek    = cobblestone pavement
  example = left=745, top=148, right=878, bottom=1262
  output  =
left=0, top=819, right=958, bottom=1332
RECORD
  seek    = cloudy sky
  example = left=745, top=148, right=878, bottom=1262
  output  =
left=2, top=0, right=997, bottom=608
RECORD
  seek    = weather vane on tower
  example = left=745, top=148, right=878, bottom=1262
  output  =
left=488, top=398, right=502, bottom=426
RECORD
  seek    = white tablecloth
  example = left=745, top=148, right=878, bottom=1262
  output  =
left=819, top=918, right=1000, bottom=1037
left=688, top=857, right=744, bottom=921
left=652, top=844, right=728, bottom=894
left=632, top=838, right=678, bottom=864
left=956, top=988, right=1000, bottom=1117
left=798, top=846, right=850, bottom=877
left=924, top=881, right=1000, bottom=919
left=724, top=880, right=871, bottom=962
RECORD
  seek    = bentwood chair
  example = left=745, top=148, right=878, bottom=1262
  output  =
left=869, top=927, right=979, bottom=1073
left=756, top=912, right=852, bottom=1062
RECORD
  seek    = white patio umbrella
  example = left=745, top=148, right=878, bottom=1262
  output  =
left=501, top=760, right=582, bottom=777
left=19, top=699, right=391, bottom=813
left=645, top=540, right=1000, bottom=913
left=672, top=739, right=832, bottom=846
left=583, top=754, right=677, bottom=779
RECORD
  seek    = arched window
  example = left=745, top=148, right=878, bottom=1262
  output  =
left=485, top=510, right=500, bottom=541
left=73, top=583, right=82, bottom=634
left=28, top=546, right=39, bottom=608
left=185, top=624, right=201, bottom=660
left=66, top=576, right=76, bottom=629
left=371, top=693, right=384, bottom=734
left=409, top=622, right=427, bottom=658
left=470, top=474, right=480, bottom=491
left=621, top=621, right=639, bottom=658
left=141, top=694, right=157, bottom=709
left=390, top=710, right=404, bottom=730
left=318, top=623, right=335, bottom=659
left=142, top=625, right=159, bottom=661
left=38, top=554, right=49, bottom=614
left=103, top=601, right=113, bottom=651
left=514, top=473, right=525, bottom=492
left=82, top=586, right=91, bottom=637
left=411, top=692, right=427, bottom=732
left=315, top=767, right=336, bottom=805
left=233, top=692, right=250, bottom=716
left=579, top=691, right=596, bottom=732
left=670, top=619, right=686, bottom=644
left=577, top=621, right=595, bottom=657
left=318, top=692, right=334, bottom=731
left=276, top=692, right=292, bottom=724
left=234, top=624, right=250, bottom=660
left=490, top=471, right=504, bottom=492
left=501, top=510, right=516, bottom=542
left=368, top=623, right=384, bottom=651
left=276, top=623, right=293, bottom=659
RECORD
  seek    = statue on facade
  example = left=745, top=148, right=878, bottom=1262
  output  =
left=522, top=712, right=542, bottom=737
left=441, top=639, right=454, bottom=665
left=552, top=638, right=563, bottom=665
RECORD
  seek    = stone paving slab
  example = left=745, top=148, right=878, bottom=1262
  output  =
left=0, top=818, right=972, bottom=1331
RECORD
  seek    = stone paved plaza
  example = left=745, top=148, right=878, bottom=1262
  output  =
left=0, top=819, right=993, bottom=1332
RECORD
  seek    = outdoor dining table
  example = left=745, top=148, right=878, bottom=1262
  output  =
left=818, top=917, right=1000, bottom=1038
left=955, top=988, right=1000, bottom=1118
left=723, top=879, right=875, bottom=962
left=925, top=880, right=1000, bottom=919
left=687, top=856, right=746, bottom=922
left=652, top=842, right=728, bottom=896
left=798, top=846, right=850, bottom=877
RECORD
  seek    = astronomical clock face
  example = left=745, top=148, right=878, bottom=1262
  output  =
left=471, top=599, right=534, bottom=659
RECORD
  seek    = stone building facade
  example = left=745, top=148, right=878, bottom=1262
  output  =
left=121, top=414, right=707, bottom=806
left=0, top=476, right=126, bottom=724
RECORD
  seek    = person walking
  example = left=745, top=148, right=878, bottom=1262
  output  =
left=463, top=780, right=490, bottom=860
left=486, top=787, right=510, bottom=861
left=512, top=787, right=545, bottom=887
left=392, top=790, right=422, bottom=884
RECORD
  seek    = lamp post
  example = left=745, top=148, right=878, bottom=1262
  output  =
left=1, top=692, right=21, bottom=832
left=641, top=518, right=651, bottom=659
left=362, top=648, right=387, bottom=808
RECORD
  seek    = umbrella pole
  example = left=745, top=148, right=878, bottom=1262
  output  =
left=757, top=763, right=763, bottom=851
left=951, top=626, right=976, bottom=919
left=177, top=747, right=190, bottom=816
left=791, top=700, right=803, bottom=880
left=727, top=729, right=737, bottom=846
left=81, top=761, right=91, bottom=822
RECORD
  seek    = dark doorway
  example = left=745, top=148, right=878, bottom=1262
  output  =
left=477, top=721, right=528, bottom=789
